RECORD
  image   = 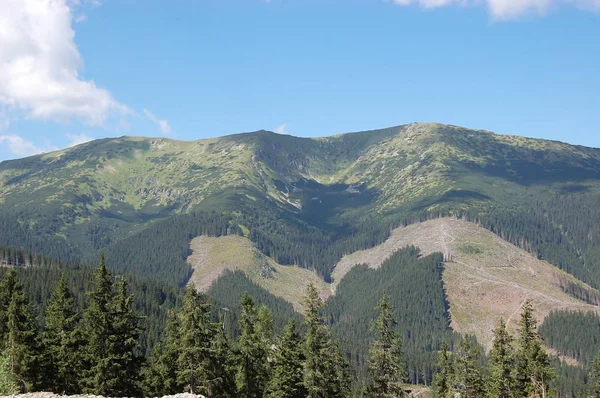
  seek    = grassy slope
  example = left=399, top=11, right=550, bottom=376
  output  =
left=187, top=235, right=331, bottom=312
left=3, top=123, right=600, bottom=261
left=188, top=217, right=599, bottom=353
left=332, top=218, right=600, bottom=349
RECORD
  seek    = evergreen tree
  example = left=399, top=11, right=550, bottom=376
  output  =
left=433, top=342, right=453, bottom=398
left=110, top=278, right=144, bottom=396
left=590, top=349, right=600, bottom=398
left=515, top=301, right=554, bottom=398
left=452, top=335, right=486, bottom=398
left=303, top=283, right=349, bottom=398
left=266, top=319, right=307, bottom=398
left=176, top=287, right=224, bottom=396
left=82, top=254, right=143, bottom=396
left=0, top=355, right=18, bottom=395
left=0, top=269, right=41, bottom=392
left=43, top=274, right=83, bottom=394
left=236, top=293, right=271, bottom=398
left=365, top=295, right=407, bottom=398
left=143, top=310, right=182, bottom=396
left=487, top=318, right=516, bottom=398
left=210, top=321, right=237, bottom=398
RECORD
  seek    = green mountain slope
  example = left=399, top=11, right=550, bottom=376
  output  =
left=2, top=122, right=600, bottom=285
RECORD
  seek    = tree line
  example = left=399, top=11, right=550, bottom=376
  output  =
left=0, top=256, right=409, bottom=397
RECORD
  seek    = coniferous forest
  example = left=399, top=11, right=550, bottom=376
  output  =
left=2, top=248, right=600, bottom=397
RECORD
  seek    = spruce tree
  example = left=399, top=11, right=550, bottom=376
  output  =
left=236, top=293, right=271, bottom=398
left=110, top=278, right=144, bottom=396
left=590, top=349, right=600, bottom=398
left=303, top=283, right=349, bottom=398
left=433, top=342, right=453, bottom=398
left=143, top=310, right=182, bottom=396
left=0, top=355, right=18, bottom=395
left=487, top=318, right=516, bottom=398
left=43, top=274, right=83, bottom=394
left=0, top=268, right=41, bottom=392
left=176, top=287, right=221, bottom=395
left=266, top=319, right=307, bottom=398
left=210, top=321, right=237, bottom=398
left=365, top=295, right=407, bottom=398
left=514, top=301, right=554, bottom=398
left=82, top=254, right=143, bottom=396
left=452, top=335, right=486, bottom=398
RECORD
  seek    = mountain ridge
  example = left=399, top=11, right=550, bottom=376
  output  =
left=3, top=122, right=600, bottom=285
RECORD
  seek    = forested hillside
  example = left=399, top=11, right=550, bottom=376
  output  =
left=3, top=122, right=600, bottom=396
left=3, top=123, right=600, bottom=286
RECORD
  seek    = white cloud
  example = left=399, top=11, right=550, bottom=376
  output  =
left=0, top=132, right=94, bottom=159
left=275, top=124, right=288, bottom=135
left=391, top=0, right=600, bottom=19
left=0, top=0, right=129, bottom=127
left=65, top=132, right=93, bottom=147
left=0, top=134, right=46, bottom=157
left=143, top=109, right=173, bottom=135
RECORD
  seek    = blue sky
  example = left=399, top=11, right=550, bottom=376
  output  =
left=0, top=0, right=599, bottom=160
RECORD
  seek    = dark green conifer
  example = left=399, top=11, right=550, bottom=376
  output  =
left=514, top=301, right=554, bottom=398
left=176, top=287, right=216, bottom=395
left=143, top=310, right=182, bottom=396
left=236, top=292, right=271, bottom=398
left=43, top=274, right=83, bottom=394
left=0, top=268, right=41, bottom=392
left=266, top=318, right=307, bottom=398
left=0, top=354, right=18, bottom=395
left=210, top=321, right=237, bottom=398
left=590, top=349, right=600, bottom=398
left=452, top=335, right=486, bottom=398
left=433, top=342, right=453, bottom=398
left=82, top=254, right=143, bottom=396
left=110, top=278, right=144, bottom=396
left=487, top=318, right=516, bottom=398
left=303, top=283, right=350, bottom=398
left=365, top=295, right=407, bottom=397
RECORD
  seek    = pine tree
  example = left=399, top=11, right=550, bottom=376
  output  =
left=433, top=342, right=453, bottom=398
left=143, top=310, right=182, bottom=396
left=303, top=283, right=350, bottom=398
left=82, top=254, right=143, bottom=396
left=236, top=293, right=271, bottom=398
left=43, top=274, right=83, bottom=394
left=0, top=355, right=18, bottom=395
left=487, top=318, right=516, bottom=398
left=515, top=301, right=554, bottom=398
left=176, top=287, right=217, bottom=395
left=0, top=268, right=41, bottom=392
left=590, top=349, right=600, bottom=398
left=209, top=321, right=237, bottom=398
left=452, top=335, right=486, bottom=398
left=266, top=319, right=307, bottom=398
left=365, top=295, right=407, bottom=398
left=110, top=278, right=144, bottom=396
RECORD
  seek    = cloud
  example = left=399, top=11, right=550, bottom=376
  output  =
left=143, top=109, right=173, bottom=135
left=0, top=0, right=130, bottom=127
left=275, top=124, right=287, bottom=135
left=391, top=0, right=600, bottom=19
left=65, top=132, right=93, bottom=147
left=0, top=132, right=94, bottom=159
left=74, top=14, right=88, bottom=23
left=0, top=134, right=46, bottom=157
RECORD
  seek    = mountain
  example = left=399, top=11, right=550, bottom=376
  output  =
left=4, top=122, right=600, bottom=393
left=2, top=122, right=600, bottom=284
